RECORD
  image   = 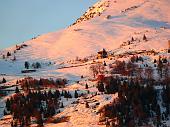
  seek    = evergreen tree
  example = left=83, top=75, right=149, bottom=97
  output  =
left=157, top=58, right=163, bottom=78
left=68, top=91, right=72, bottom=98
left=24, top=61, right=30, bottom=69
left=85, top=83, right=88, bottom=89
left=7, top=52, right=11, bottom=57
left=74, top=90, right=78, bottom=98
left=64, top=91, right=68, bottom=98
left=54, top=90, right=60, bottom=98
left=6, top=98, right=11, bottom=111
left=143, top=34, right=147, bottom=41
left=61, top=90, right=64, bottom=96
left=3, top=109, right=7, bottom=115
left=60, top=102, right=64, bottom=108
left=15, top=86, right=20, bottom=93
left=97, top=81, right=105, bottom=92
left=2, top=78, right=6, bottom=83
left=154, top=59, right=157, bottom=63
left=162, top=58, right=167, bottom=63
left=104, top=61, right=107, bottom=66
left=35, top=62, right=41, bottom=68
left=131, top=37, right=134, bottom=42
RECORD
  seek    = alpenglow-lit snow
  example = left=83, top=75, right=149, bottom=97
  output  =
left=0, top=0, right=170, bottom=127
left=1, top=0, right=170, bottom=63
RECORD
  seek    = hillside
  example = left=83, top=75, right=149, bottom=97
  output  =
left=1, top=0, right=170, bottom=63
left=0, top=0, right=170, bottom=127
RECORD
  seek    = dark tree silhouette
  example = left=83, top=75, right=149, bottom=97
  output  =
left=2, top=78, right=6, bottom=83
left=24, top=61, right=30, bottom=69
left=85, top=83, right=88, bottom=89
left=15, top=86, right=20, bottom=93
left=143, top=34, right=147, bottom=41
left=74, top=90, right=78, bottom=98
left=97, top=81, right=105, bottom=92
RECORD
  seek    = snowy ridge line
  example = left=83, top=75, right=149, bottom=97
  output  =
left=71, top=0, right=110, bottom=26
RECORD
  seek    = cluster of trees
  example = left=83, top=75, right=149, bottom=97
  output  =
left=95, top=55, right=169, bottom=126
left=130, top=55, right=144, bottom=63
left=111, top=60, right=139, bottom=76
left=111, top=55, right=169, bottom=81
left=97, top=77, right=119, bottom=94
left=4, top=89, right=60, bottom=127
left=154, top=57, right=168, bottom=64
left=24, top=61, right=41, bottom=69
left=15, top=44, right=28, bottom=51
left=89, top=55, right=166, bottom=82
left=2, top=44, right=28, bottom=61
left=1, top=44, right=28, bottom=60
left=121, top=34, right=148, bottom=48
left=32, top=62, right=41, bottom=69
left=1, top=52, right=11, bottom=59
left=60, top=90, right=79, bottom=99
left=2, top=53, right=16, bottom=61
left=98, top=77, right=170, bottom=127
left=111, top=60, right=126, bottom=75
left=4, top=88, right=81, bottom=126
left=17, top=77, right=67, bottom=91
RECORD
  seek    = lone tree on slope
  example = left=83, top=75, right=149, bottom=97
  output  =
left=24, top=61, right=30, bottom=69
left=2, top=78, right=6, bottom=83
left=143, top=34, right=147, bottom=41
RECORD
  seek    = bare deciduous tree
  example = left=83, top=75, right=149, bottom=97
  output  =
left=90, top=63, right=105, bottom=78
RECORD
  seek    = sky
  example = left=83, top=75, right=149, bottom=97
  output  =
left=0, top=0, right=98, bottom=49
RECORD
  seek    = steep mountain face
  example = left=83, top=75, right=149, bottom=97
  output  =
left=1, top=0, right=170, bottom=70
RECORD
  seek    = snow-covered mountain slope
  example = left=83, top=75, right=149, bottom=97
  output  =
left=25, top=0, right=170, bottom=61
left=0, top=1, right=170, bottom=126
left=0, top=0, right=170, bottom=74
